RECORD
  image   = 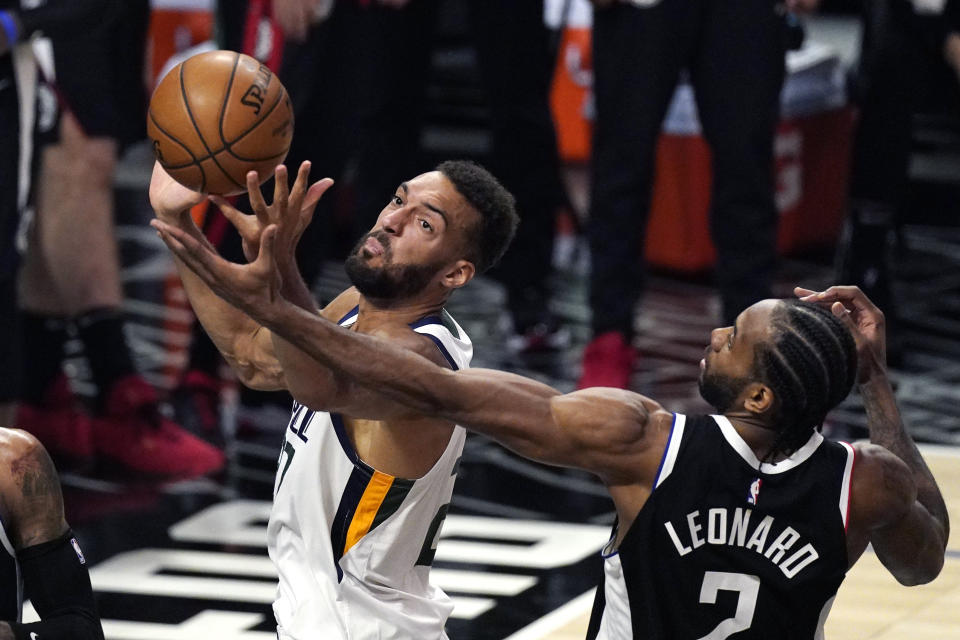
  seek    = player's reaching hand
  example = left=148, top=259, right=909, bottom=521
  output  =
left=152, top=218, right=285, bottom=325
left=148, top=161, right=205, bottom=223
left=210, top=162, right=333, bottom=266
left=795, top=285, right=886, bottom=383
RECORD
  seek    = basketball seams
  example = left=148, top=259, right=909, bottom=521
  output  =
left=149, top=50, right=293, bottom=195
left=149, top=108, right=208, bottom=192
left=179, top=55, right=246, bottom=192
left=217, top=52, right=243, bottom=153
left=223, top=87, right=291, bottom=162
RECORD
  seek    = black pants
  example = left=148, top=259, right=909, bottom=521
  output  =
left=349, top=0, right=564, bottom=327
left=0, top=55, right=21, bottom=401
left=848, top=0, right=921, bottom=207
left=589, top=0, right=786, bottom=332
left=468, top=0, right=566, bottom=328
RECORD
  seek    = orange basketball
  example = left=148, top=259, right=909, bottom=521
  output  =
left=147, top=50, right=294, bottom=196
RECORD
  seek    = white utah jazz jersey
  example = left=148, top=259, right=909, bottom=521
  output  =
left=267, top=306, right=472, bottom=640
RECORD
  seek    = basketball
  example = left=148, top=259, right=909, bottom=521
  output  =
left=147, top=50, right=294, bottom=196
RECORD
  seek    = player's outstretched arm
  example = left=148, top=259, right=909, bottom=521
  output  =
left=149, top=162, right=284, bottom=390
left=0, top=429, right=103, bottom=640
left=797, top=286, right=949, bottom=584
left=152, top=220, right=666, bottom=479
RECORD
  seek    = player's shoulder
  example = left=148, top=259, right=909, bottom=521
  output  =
left=0, top=429, right=48, bottom=505
left=0, top=428, right=45, bottom=468
left=366, top=322, right=453, bottom=369
left=320, top=287, right=361, bottom=323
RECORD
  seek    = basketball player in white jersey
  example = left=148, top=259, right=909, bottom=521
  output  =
left=0, top=428, right=103, bottom=639
left=152, top=182, right=949, bottom=640
left=149, top=159, right=517, bottom=639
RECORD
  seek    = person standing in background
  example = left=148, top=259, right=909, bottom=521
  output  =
left=10, top=0, right=224, bottom=476
left=579, top=0, right=818, bottom=388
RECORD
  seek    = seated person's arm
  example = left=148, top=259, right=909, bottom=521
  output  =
left=0, top=430, right=103, bottom=640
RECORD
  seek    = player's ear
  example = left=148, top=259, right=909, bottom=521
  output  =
left=743, top=382, right=775, bottom=416
left=442, top=259, right=475, bottom=290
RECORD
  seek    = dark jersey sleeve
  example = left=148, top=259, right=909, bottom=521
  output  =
left=7, top=530, right=103, bottom=640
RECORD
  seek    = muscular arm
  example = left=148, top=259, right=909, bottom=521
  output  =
left=0, top=430, right=103, bottom=640
left=796, top=285, right=948, bottom=584
left=261, top=300, right=663, bottom=480
left=859, top=373, right=949, bottom=584
left=164, top=217, right=285, bottom=390
left=149, top=162, right=285, bottom=390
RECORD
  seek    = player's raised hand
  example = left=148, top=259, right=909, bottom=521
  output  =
left=151, top=218, right=283, bottom=322
left=149, top=161, right=206, bottom=223
left=795, top=285, right=887, bottom=383
left=211, top=162, right=332, bottom=265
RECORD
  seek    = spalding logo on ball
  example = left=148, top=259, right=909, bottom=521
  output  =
left=147, top=50, right=294, bottom=196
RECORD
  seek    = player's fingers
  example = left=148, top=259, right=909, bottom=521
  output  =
left=247, top=171, right=270, bottom=224
left=254, top=225, right=279, bottom=274
left=793, top=286, right=817, bottom=298
left=273, top=165, right=290, bottom=218
left=289, top=161, right=312, bottom=206
left=155, top=224, right=215, bottom=280
left=301, top=178, right=334, bottom=219
left=829, top=301, right=858, bottom=333
left=214, top=197, right=257, bottom=235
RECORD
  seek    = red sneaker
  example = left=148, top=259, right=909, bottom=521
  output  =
left=91, top=375, right=225, bottom=476
left=15, top=375, right=93, bottom=460
left=577, top=331, right=636, bottom=390
left=177, top=369, right=222, bottom=433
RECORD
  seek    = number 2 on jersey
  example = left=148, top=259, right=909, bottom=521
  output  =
left=696, top=571, right=760, bottom=640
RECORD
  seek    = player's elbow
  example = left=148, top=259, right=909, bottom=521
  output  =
left=894, top=553, right=945, bottom=586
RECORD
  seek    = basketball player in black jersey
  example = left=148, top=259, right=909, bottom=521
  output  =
left=154, top=165, right=948, bottom=638
left=0, top=429, right=103, bottom=640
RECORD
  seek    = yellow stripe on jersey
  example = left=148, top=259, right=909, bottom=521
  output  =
left=344, top=470, right=395, bottom=554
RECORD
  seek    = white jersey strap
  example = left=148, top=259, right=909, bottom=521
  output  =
left=838, top=442, right=856, bottom=530
left=653, top=414, right=686, bottom=489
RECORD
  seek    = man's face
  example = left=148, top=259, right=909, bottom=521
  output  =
left=698, top=300, right=778, bottom=413
left=345, top=171, right=477, bottom=301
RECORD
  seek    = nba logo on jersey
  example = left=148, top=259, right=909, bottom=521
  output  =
left=70, top=537, right=86, bottom=565
left=747, top=478, right=762, bottom=505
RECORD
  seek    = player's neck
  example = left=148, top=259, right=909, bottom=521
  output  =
left=354, top=294, right=446, bottom=330
left=724, top=414, right=788, bottom=461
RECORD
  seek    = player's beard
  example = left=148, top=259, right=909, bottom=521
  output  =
left=345, top=231, right=444, bottom=301
left=698, top=368, right=751, bottom=414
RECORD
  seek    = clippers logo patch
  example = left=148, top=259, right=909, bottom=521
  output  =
left=70, top=537, right=86, bottom=565
left=747, top=478, right=762, bottom=505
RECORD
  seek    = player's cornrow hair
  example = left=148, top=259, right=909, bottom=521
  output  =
left=753, top=300, right=857, bottom=461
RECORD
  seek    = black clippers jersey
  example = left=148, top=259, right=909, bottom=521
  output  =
left=587, top=414, right=855, bottom=640
left=0, top=513, right=21, bottom=623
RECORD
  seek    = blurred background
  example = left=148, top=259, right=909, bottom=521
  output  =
left=1, top=0, right=959, bottom=637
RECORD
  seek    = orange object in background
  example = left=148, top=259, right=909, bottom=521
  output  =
left=550, top=24, right=855, bottom=274
left=147, top=8, right=214, bottom=85
left=645, top=108, right=856, bottom=273
left=551, top=27, right=594, bottom=164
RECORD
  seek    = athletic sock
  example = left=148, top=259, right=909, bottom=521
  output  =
left=19, top=311, right=67, bottom=404
left=74, top=307, right=136, bottom=412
